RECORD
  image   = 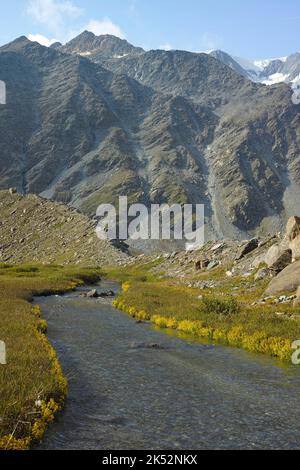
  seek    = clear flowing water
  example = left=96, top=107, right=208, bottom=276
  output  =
left=36, top=281, right=300, bottom=450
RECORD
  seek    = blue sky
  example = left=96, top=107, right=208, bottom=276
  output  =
left=0, top=0, right=299, bottom=59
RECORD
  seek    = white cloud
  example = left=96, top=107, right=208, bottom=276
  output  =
left=26, top=1, right=126, bottom=44
left=28, top=33, right=59, bottom=46
left=159, top=43, right=173, bottom=51
left=84, top=18, right=126, bottom=39
left=27, top=0, right=83, bottom=36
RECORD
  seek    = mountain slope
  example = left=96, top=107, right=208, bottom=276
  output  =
left=0, top=190, right=127, bottom=265
left=0, top=34, right=300, bottom=242
left=209, top=50, right=251, bottom=79
left=61, top=30, right=144, bottom=60
left=212, top=49, right=300, bottom=90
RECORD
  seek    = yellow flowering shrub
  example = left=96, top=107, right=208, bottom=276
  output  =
left=152, top=316, right=168, bottom=328
left=226, top=327, right=245, bottom=346
left=0, top=436, right=31, bottom=451
left=122, top=282, right=131, bottom=293
left=36, top=319, right=48, bottom=334
left=110, top=278, right=294, bottom=363
left=31, top=399, right=60, bottom=441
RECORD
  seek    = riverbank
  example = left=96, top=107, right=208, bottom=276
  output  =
left=0, top=264, right=101, bottom=450
left=104, top=259, right=300, bottom=362
left=36, top=284, right=300, bottom=450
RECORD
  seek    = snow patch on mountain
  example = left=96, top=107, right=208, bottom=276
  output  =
left=262, top=72, right=289, bottom=86
left=254, top=56, right=287, bottom=70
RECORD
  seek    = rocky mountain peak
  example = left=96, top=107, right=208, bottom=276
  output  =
left=209, top=49, right=251, bottom=79
left=50, top=41, right=63, bottom=50
left=62, top=32, right=144, bottom=60
left=0, top=35, right=31, bottom=52
left=0, top=34, right=299, bottom=248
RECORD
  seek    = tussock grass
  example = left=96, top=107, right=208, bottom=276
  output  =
left=104, top=262, right=300, bottom=362
left=0, top=264, right=101, bottom=449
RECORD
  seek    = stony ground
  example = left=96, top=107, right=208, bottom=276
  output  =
left=120, top=217, right=300, bottom=309
left=0, top=190, right=127, bottom=266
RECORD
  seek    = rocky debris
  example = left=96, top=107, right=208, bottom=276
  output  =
left=85, top=289, right=98, bottom=298
left=210, top=242, right=227, bottom=254
left=99, top=291, right=115, bottom=298
left=265, top=260, right=300, bottom=296
left=150, top=236, right=281, bottom=282
left=207, top=260, right=220, bottom=270
left=235, top=239, right=259, bottom=260
left=274, top=295, right=297, bottom=305
left=253, top=294, right=297, bottom=306
left=195, top=259, right=210, bottom=271
left=185, top=280, right=218, bottom=289
left=0, top=191, right=127, bottom=266
left=254, top=268, right=270, bottom=281
left=8, top=188, right=17, bottom=195
left=258, top=235, right=277, bottom=249
left=274, top=311, right=299, bottom=319
left=195, top=260, right=201, bottom=271
left=84, top=289, right=115, bottom=298
left=269, top=249, right=292, bottom=275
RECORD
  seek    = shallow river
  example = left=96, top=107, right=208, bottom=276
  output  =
left=36, top=281, right=300, bottom=450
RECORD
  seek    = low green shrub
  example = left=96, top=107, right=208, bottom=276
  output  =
left=200, top=296, right=241, bottom=316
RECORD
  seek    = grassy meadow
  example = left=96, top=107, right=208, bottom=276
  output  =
left=104, top=260, right=300, bottom=362
left=0, top=264, right=101, bottom=450
left=1, top=257, right=300, bottom=450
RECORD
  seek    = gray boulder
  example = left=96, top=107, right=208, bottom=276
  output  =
left=286, top=216, right=300, bottom=242
left=86, top=289, right=98, bottom=298
left=265, top=260, right=300, bottom=296
left=236, top=239, right=259, bottom=260
left=285, top=216, right=300, bottom=262
left=207, top=260, right=220, bottom=270
left=265, top=243, right=287, bottom=267
left=290, top=236, right=300, bottom=262
left=99, top=290, right=115, bottom=298
left=269, top=249, right=292, bottom=274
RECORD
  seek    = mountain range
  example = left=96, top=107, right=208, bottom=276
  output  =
left=0, top=31, right=299, bottom=244
left=209, top=49, right=300, bottom=90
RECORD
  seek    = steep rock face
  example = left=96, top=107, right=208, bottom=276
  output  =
left=98, top=47, right=300, bottom=234
left=0, top=35, right=300, bottom=242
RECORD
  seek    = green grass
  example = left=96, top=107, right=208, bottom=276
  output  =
left=104, top=261, right=300, bottom=362
left=0, top=264, right=101, bottom=449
